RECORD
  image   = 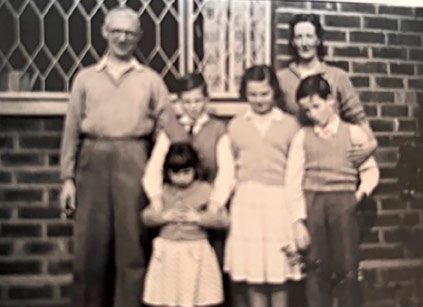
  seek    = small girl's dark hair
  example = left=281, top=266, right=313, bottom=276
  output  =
left=289, top=14, right=325, bottom=61
left=239, top=65, right=283, bottom=106
left=163, top=142, right=201, bottom=183
left=296, top=74, right=331, bottom=102
left=177, top=73, right=208, bottom=97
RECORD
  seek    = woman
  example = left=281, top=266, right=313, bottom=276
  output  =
left=277, top=14, right=377, bottom=164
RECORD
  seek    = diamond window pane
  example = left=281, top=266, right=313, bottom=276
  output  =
left=0, top=4, right=16, bottom=55
left=45, top=5, right=65, bottom=56
left=20, top=4, right=40, bottom=56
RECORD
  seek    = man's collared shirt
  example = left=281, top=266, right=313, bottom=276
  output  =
left=60, top=55, right=172, bottom=180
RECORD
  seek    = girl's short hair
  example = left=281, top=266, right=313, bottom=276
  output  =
left=177, top=73, right=208, bottom=97
left=163, top=142, right=201, bottom=183
left=296, top=74, right=331, bottom=102
left=289, top=14, right=325, bottom=61
left=239, top=65, right=283, bottom=106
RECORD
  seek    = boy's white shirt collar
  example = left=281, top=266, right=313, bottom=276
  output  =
left=243, top=107, right=284, bottom=121
left=313, top=114, right=340, bottom=139
left=179, top=112, right=210, bottom=135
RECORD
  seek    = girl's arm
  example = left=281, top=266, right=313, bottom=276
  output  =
left=197, top=207, right=230, bottom=229
left=208, top=133, right=236, bottom=210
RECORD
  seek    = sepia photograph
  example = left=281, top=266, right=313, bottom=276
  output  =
left=0, top=0, right=423, bottom=306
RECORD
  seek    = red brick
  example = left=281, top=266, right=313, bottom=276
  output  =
left=364, top=17, right=398, bottom=30
left=360, top=91, right=394, bottom=103
left=334, top=46, right=368, bottom=58
left=0, top=224, right=42, bottom=237
left=18, top=207, right=61, bottom=219
left=276, top=28, right=289, bottom=40
left=417, top=65, right=423, bottom=76
left=0, top=242, right=13, bottom=256
left=49, top=188, right=60, bottom=202
left=19, top=135, right=61, bottom=149
left=43, top=117, right=64, bottom=131
left=8, top=285, right=53, bottom=299
left=379, top=6, right=413, bottom=16
left=382, top=267, right=423, bottom=283
left=416, top=8, right=423, bottom=17
left=361, top=246, right=404, bottom=260
left=376, top=135, right=390, bottom=147
left=375, top=148, right=399, bottom=163
left=364, top=105, right=378, bottom=116
left=0, top=117, right=43, bottom=131
left=410, top=49, right=423, bottom=61
left=390, top=135, right=417, bottom=147
left=340, top=3, right=375, bottom=14
left=325, top=60, right=349, bottom=72
left=390, top=63, right=415, bottom=76
left=1, top=153, right=45, bottom=166
left=0, top=260, right=41, bottom=275
left=384, top=229, right=408, bottom=243
left=376, top=77, right=404, bottom=89
left=362, top=285, right=396, bottom=302
left=362, top=231, right=379, bottom=244
left=350, top=31, right=385, bottom=44
left=381, top=105, right=409, bottom=117
left=388, top=34, right=422, bottom=47
left=311, top=2, right=337, bottom=11
left=324, top=15, right=360, bottom=28
left=0, top=207, right=12, bottom=219
left=48, top=153, right=60, bottom=166
left=381, top=199, right=407, bottom=211
left=47, top=224, right=73, bottom=237
left=370, top=119, right=395, bottom=132
left=276, top=12, right=295, bottom=24
left=373, top=47, right=407, bottom=60
left=277, top=2, right=307, bottom=9
left=408, top=78, right=423, bottom=90
left=275, top=43, right=289, bottom=55
left=22, top=241, right=57, bottom=255
left=0, top=135, right=14, bottom=149
left=0, top=171, right=12, bottom=183
left=351, top=76, right=370, bottom=88
left=0, top=189, right=43, bottom=202
left=16, top=171, right=60, bottom=184
left=411, top=198, right=423, bottom=210
left=403, top=213, right=420, bottom=226
left=353, top=62, right=387, bottom=74
left=61, top=284, right=73, bottom=299
left=325, top=30, right=346, bottom=42
left=375, top=214, right=401, bottom=227
left=380, top=166, right=398, bottom=179
left=401, top=19, right=423, bottom=33
left=374, top=183, right=400, bottom=196
left=398, top=119, right=417, bottom=132
left=48, top=259, right=73, bottom=275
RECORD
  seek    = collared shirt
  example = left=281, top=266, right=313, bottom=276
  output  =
left=277, top=62, right=367, bottom=124
left=142, top=112, right=235, bottom=207
left=60, top=55, right=173, bottom=180
left=285, top=114, right=379, bottom=216
left=243, top=107, right=285, bottom=135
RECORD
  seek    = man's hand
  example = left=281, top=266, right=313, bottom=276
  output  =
left=355, top=190, right=366, bottom=205
left=60, top=179, right=76, bottom=219
left=293, top=220, right=310, bottom=251
left=347, top=138, right=377, bottom=165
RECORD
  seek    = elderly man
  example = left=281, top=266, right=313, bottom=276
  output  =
left=59, top=7, right=178, bottom=307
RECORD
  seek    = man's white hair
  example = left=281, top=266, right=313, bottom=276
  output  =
left=103, top=6, right=141, bottom=30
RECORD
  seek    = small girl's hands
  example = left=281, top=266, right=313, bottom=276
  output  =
left=163, top=208, right=185, bottom=223
left=293, top=220, right=310, bottom=251
left=182, top=208, right=201, bottom=224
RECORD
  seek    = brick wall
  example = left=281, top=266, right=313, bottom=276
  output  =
left=274, top=2, right=423, bottom=307
left=1, top=1, right=423, bottom=307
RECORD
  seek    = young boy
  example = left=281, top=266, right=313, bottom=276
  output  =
left=285, top=74, right=379, bottom=307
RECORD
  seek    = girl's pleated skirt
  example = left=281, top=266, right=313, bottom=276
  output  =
left=224, top=181, right=304, bottom=284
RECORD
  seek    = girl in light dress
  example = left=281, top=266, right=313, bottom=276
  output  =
left=141, top=142, right=229, bottom=307
left=222, top=65, right=310, bottom=307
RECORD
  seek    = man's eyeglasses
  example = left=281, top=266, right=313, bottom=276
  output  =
left=107, top=28, right=139, bottom=40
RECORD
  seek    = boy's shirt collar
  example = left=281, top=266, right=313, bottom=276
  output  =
left=313, top=114, right=340, bottom=139
left=179, top=112, right=210, bottom=135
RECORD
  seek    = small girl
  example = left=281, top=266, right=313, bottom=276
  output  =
left=141, top=142, right=229, bottom=307
left=222, top=65, right=310, bottom=307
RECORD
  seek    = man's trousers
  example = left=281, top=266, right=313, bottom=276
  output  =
left=72, top=138, right=148, bottom=307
